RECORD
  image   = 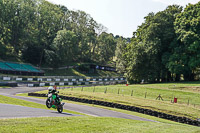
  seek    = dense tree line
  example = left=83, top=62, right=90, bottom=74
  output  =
left=116, top=2, right=200, bottom=82
left=1, top=0, right=199, bottom=82
left=0, top=0, right=118, bottom=67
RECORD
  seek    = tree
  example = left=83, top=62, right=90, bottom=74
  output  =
left=0, top=0, right=116, bottom=67
left=68, top=10, right=98, bottom=62
left=172, top=2, right=200, bottom=80
left=49, top=29, right=78, bottom=66
left=125, top=5, right=182, bottom=83
left=115, top=37, right=128, bottom=73
left=96, top=32, right=116, bottom=63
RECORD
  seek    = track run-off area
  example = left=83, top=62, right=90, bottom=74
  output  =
left=0, top=87, right=155, bottom=122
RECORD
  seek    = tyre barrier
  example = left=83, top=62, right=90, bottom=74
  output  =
left=0, top=82, right=18, bottom=87
left=28, top=92, right=200, bottom=127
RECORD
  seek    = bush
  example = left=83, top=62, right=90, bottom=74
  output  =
left=78, top=64, right=90, bottom=73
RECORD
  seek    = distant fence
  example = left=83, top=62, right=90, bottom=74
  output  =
left=28, top=92, right=200, bottom=127
left=62, top=86, right=200, bottom=109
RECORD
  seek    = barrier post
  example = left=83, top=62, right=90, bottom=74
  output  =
left=104, top=87, right=107, bottom=94
left=131, top=90, right=133, bottom=96
left=93, top=86, right=95, bottom=92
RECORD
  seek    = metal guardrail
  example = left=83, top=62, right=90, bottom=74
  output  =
left=0, top=76, right=126, bottom=82
left=0, top=75, right=127, bottom=87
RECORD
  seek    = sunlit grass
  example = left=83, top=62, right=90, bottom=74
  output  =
left=36, top=83, right=200, bottom=119
left=0, top=95, right=83, bottom=115
left=0, top=117, right=199, bottom=133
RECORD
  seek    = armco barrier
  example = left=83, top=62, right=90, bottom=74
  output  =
left=28, top=93, right=200, bottom=127
left=0, top=82, right=17, bottom=87
left=0, top=81, right=125, bottom=87
left=0, top=76, right=126, bottom=82
left=26, top=81, right=125, bottom=87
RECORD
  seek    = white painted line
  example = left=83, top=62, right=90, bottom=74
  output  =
left=40, top=83, right=45, bottom=86
left=55, top=79, right=60, bottom=81
left=47, top=79, right=52, bottom=81
left=16, top=78, right=22, bottom=81
left=64, top=79, right=68, bottom=81
left=38, top=78, right=42, bottom=81
left=28, top=78, right=33, bottom=81
left=50, top=83, right=55, bottom=86
left=59, top=82, right=64, bottom=86
left=28, top=84, right=34, bottom=87
left=68, top=82, right=73, bottom=85
left=3, top=77, right=10, bottom=80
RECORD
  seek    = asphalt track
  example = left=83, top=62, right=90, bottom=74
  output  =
left=0, top=87, right=156, bottom=122
left=0, top=103, right=78, bottom=119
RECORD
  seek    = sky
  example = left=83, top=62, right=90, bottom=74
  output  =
left=47, top=0, right=199, bottom=38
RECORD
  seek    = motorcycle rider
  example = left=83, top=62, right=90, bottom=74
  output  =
left=48, top=85, right=60, bottom=104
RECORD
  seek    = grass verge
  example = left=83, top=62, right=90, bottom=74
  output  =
left=17, top=93, right=198, bottom=126
left=0, top=117, right=199, bottom=133
left=35, top=83, right=200, bottom=120
left=0, top=95, right=83, bottom=115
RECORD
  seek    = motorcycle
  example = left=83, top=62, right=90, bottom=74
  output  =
left=46, top=91, right=65, bottom=113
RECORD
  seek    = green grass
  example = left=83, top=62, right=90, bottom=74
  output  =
left=22, top=93, right=200, bottom=125
left=17, top=93, right=169, bottom=123
left=0, top=95, right=83, bottom=115
left=36, top=82, right=200, bottom=120
left=0, top=86, right=11, bottom=88
left=16, top=93, right=187, bottom=124
left=42, top=62, right=120, bottom=77
left=5, top=91, right=200, bottom=132
left=0, top=117, right=200, bottom=133
left=44, top=68, right=120, bottom=77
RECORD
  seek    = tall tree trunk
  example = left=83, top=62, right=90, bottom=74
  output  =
left=175, top=74, right=180, bottom=81
left=167, top=71, right=172, bottom=82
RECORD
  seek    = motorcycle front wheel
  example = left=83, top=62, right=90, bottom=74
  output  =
left=57, top=105, right=63, bottom=113
left=46, top=99, right=51, bottom=108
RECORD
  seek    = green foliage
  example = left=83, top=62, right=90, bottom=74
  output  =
left=172, top=2, right=200, bottom=80
left=1, top=0, right=200, bottom=81
left=124, top=4, right=200, bottom=83
left=0, top=0, right=117, bottom=67
left=96, top=32, right=117, bottom=63
left=45, top=29, right=78, bottom=67
left=78, top=64, right=90, bottom=73
left=115, top=37, right=128, bottom=73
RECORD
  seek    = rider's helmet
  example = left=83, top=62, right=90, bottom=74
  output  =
left=48, top=86, right=54, bottom=92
